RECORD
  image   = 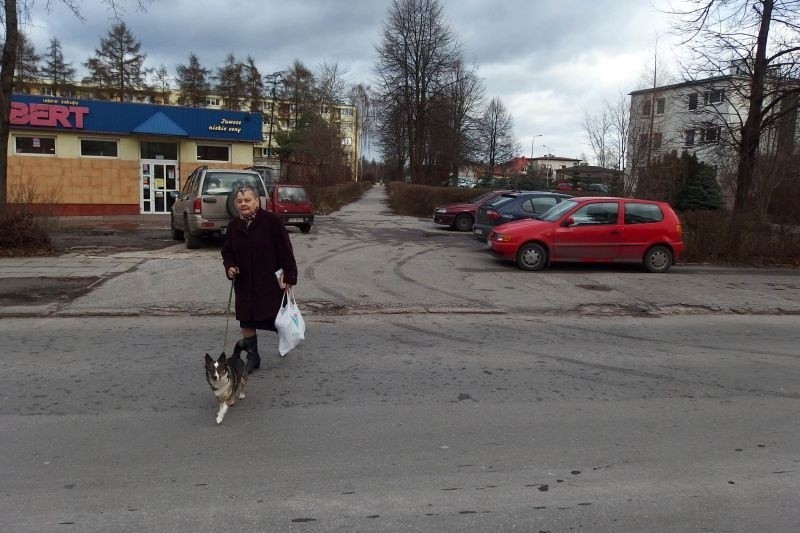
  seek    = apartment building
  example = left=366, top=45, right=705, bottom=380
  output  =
left=628, top=68, right=798, bottom=174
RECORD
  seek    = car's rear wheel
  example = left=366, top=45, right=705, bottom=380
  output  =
left=170, top=215, right=184, bottom=240
left=453, top=213, right=473, bottom=232
left=299, top=223, right=312, bottom=233
left=516, top=242, right=547, bottom=271
left=643, top=245, right=672, bottom=273
left=183, top=216, right=202, bottom=249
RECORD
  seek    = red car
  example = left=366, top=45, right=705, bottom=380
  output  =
left=432, top=190, right=510, bottom=231
left=487, top=197, right=683, bottom=273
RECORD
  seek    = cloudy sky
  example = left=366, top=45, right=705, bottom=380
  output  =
left=25, top=0, right=681, bottom=162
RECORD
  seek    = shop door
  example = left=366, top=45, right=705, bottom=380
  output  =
left=140, top=160, right=179, bottom=214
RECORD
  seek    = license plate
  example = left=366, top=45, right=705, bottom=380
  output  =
left=288, top=217, right=304, bottom=223
left=473, top=228, right=483, bottom=236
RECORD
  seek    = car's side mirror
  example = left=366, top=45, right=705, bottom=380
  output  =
left=561, top=217, right=575, bottom=227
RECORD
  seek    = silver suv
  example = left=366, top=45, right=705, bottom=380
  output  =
left=170, top=166, right=267, bottom=249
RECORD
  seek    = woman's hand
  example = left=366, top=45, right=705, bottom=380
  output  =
left=226, top=266, right=239, bottom=280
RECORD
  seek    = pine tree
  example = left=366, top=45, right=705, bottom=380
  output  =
left=678, top=160, right=724, bottom=211
left=175, top=53, right=210, bottom=107
left=14, top=33, right=40, bottom=94
left=41, top=37, right=76, bottom=94
left=215, top=53, right=245, bottom=110
left=244, top=56, right=263, bottom=112
left=84, top=22, right=148, bottom=101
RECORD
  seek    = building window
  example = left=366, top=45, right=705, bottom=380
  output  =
left=685, top=129, right=695, bottom=147
left=652, top=132, right=662, bottom=149
left=655, top=98, right=665, bottom=115
left=205, top=97, right=220, bottom=107
left=80, top=139, right=118, bottom=157
left=141, top=141, right=178, bottom=160
left=704, top=89, right=724, bottom=105
left=41, top=87, right=56, bottom=96
left=701, top=126, right=721, bottom=143
left=638, top=133, right=648, bottom=149
left=642, top=101, right=651, bottom=116
left=14, top=135, right=56, bottom=155
left=341, top=108, right=353, bottom=117
left=197, top=144, right=230, bottom=162
left=320, top=105, right=329, bottom=115
left=688, top=93, right=698, bottom=110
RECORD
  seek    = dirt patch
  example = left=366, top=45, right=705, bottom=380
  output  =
left=0, top=277, right=101, bottom=305
left=49, top=226, right=180, bottom=255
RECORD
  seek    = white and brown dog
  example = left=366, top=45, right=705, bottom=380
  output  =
left=204, top=352, right=247, bottom=424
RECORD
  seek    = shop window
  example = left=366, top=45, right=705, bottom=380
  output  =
left=81, top=139, right=118, bottom=157
left=141, top=141, right=178, bottom=160
left=14, top=135, right=56, bottom=155
left=197, top=144, right=230, bottom=162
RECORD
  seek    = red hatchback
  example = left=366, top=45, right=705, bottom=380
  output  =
left=487, top=197, right=684, bottom=273
left=433, top=190, right=510, bottom=231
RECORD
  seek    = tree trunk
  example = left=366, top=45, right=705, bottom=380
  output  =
left=0, top=1, right=19, bottom=209
left=727, top=0, right=773, bottom=257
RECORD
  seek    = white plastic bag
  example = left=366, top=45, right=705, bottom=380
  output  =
left=274, top=288, right=305, bottom=356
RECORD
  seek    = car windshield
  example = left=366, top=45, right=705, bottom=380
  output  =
left=202, top=173, right=265, bottom=195
left=539, top=199, right=578, bottom=221
left=485, top=195, right=516, bottom=209
left=469, top=191, right=496, bottom=204
left=278, top=186, right=309, bottom=203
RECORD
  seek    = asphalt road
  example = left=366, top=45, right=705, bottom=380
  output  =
left=1, top=314, right=798, bottom=532
left=1, top=186, right=799, bottom=532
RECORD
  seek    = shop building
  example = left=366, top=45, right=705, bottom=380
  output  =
left=7, top=94, right=263, bottom=215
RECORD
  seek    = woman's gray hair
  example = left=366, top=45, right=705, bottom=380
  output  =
left=234, top=184, right=259, bottom=198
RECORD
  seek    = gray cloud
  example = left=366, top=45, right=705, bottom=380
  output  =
left=25, top=0, right=677, bottom=161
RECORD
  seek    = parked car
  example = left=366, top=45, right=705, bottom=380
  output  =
left=487, top=197, right=683, bottom=273
left=268, top=183, right=315, bottom=233
left=170, top=166, right=268, bottom=249
left=432, top=190, right=510, bottom=231
left=588, top=183, right=609, bottom=193
left=472, top=191, right=572, bottom=241
left=556, top=181, right=581, bottom=192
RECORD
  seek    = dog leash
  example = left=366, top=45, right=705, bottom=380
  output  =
left=222, top=278, right=234, bottom=354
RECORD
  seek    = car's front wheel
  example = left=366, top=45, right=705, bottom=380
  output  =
left=643, top=245, right=672, bottom=273
left=516, top=242, right=547, bottom=271
left=299, top=223, right=312, bottom=234
left=453, top=213, right=473, bottom=232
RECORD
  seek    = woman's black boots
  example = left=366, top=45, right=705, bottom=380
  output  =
left=232, top=335, right=261, bottom=374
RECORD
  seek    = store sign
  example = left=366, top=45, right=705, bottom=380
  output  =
left=9, top=102, right=90, bottom=129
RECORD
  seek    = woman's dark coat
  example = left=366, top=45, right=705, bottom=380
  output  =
left=221, top=209, right=298, bottom=322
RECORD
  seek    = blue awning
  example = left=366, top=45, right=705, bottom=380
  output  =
left=131, top=112, right=188, bottom=137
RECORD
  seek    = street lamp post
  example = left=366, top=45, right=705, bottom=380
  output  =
left=531, top=134, right=542, bottom=158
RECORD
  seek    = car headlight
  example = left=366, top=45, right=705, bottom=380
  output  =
left=435, top=208, right=447, bottom=214
left=493, top=233, right=513, bottom=242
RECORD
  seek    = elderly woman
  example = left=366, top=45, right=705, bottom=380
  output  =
left=222, top=184, right=298, bottom=373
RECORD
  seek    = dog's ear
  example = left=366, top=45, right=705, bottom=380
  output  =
left=204, top=353, right=213, bottom=365
left=217, top=352, right=227, bottom=364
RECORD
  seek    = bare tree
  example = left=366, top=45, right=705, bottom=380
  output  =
left=374, top=0, right=460, bottom=184
left=349, top=82, right=374, bottom=181
left=244, top=56, right=263, bottom=112
left=175, top=52, right=211, bottom=107
left=84, top=21, right=149, bottom=101
left=668, top=0, right=800, bottom=255
left=476, top=97, right=518, bottom=176
left=318, top=60, right=349, bottom=106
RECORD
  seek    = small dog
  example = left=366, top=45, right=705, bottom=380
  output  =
left=204, top=352, right=247, bottom=424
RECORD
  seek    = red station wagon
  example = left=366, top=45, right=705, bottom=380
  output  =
left=432, top=190, right=510, bottom=231
left=487, top=197, right=684, bottom=273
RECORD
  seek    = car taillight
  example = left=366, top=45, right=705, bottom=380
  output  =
left=192, top=197, right=202, bottom=214
left=486, top=210, right=500, bottom=220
